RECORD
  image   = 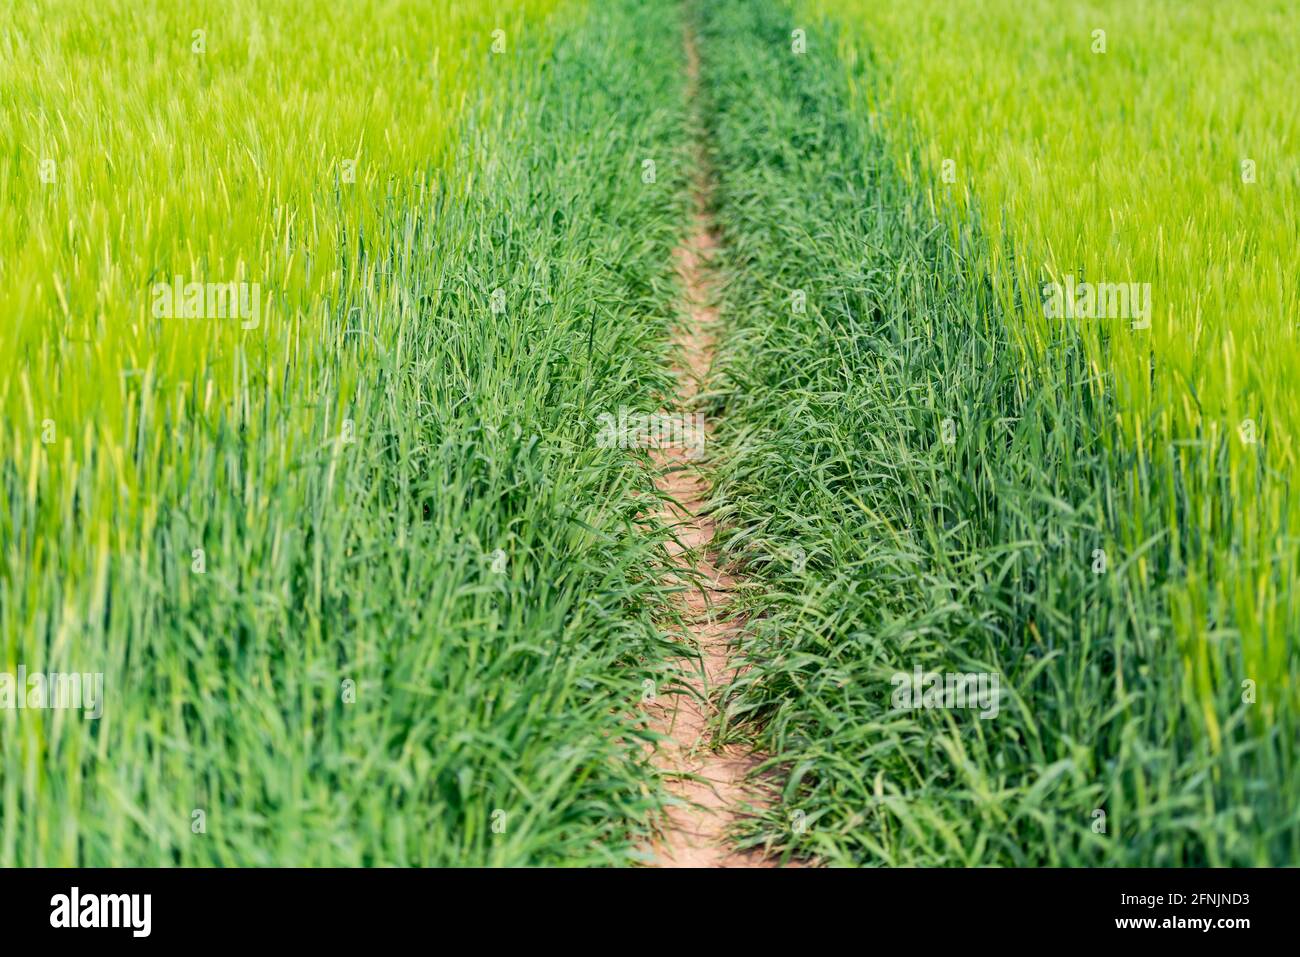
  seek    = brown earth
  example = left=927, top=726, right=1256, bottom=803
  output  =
left=640, top=26, right=786, bottom=869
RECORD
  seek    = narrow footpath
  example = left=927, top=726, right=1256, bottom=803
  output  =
left=643, top=24, right=782, bottom=869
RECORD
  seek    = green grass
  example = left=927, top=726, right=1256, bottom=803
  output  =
left=1, top=0, right=689, bottom=866
left=6, top=0, right=1293, bottom=869
left=808, top=0, right=1300, bottom=748
left=697, top=0, right=1297, bottom=865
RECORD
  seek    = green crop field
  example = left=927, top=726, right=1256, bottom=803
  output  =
left=1, top=0, right=1295, bottom=872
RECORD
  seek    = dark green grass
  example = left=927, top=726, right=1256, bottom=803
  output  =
left=2, top=0, right=689, bottom=866
left=696, top=0, right=1298, bottom=866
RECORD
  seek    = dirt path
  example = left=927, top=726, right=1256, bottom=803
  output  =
left=641, top=25, right=778, bottom=869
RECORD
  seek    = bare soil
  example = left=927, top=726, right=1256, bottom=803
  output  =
left=641, top=27, right=784, bottom=869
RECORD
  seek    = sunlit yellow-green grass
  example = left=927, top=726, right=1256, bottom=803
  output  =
left=1, top=0, right=550, bottom=527
left=809, top=0, right=1300, bottom=744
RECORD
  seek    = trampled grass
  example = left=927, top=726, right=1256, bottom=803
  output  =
left=1, top=0, right=689, bottom=865
left=699, top=0, right=1298, bottom=865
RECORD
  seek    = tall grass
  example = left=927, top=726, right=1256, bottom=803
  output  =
left=698, top=0, right=1297, bottom=865
left=805, top=0, right=1300, bottom=750
left=0, top=0, right=689, bottom=865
